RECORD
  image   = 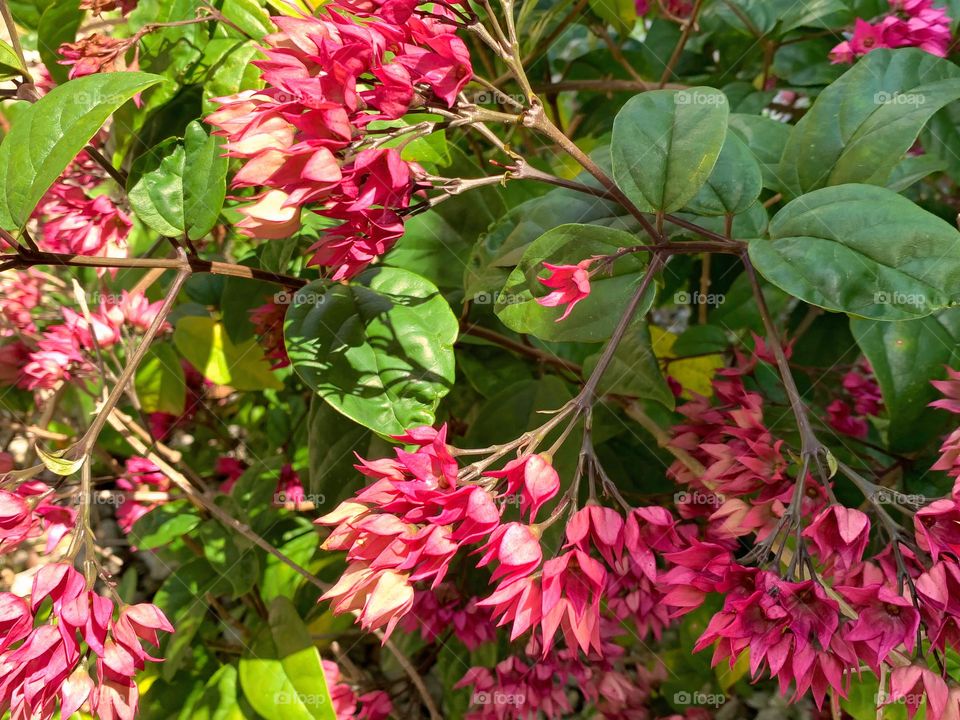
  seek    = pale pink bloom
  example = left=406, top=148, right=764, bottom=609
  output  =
left=802, top=505, right=871, bottom=569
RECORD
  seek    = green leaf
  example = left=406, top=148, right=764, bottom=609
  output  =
left=173, top=316, right=283, bottom=391
left=727, top=113, right=791, bottom=192
left=153, top=557, right=233, bottom=680
left=713, top=0, right=847, bottom=34
left=611, top=88, right=729, bottom=214
left=496, top=224, right=653, bottom=343
left=588, top=0, right=636, bottom=34
left=852, top=310, right=960, bottom=452
left=259, top=523, right=320, bottom=601
left=0, top=39, right=26, bottom=79
left=183, top=121, right=229, bottom=239
left=135, top=342, right=186, bottom=415
left=182, top=665, right=250, bottom=720
left=198, top=514, right=259, bottom=597
left=750, top=184, right=960, bottom=320
left=130, top=501, right=201, bottom=550
left=239, top=597, right=336, bottom=720
left=0, top=72, right=163, bottom=229
left=306, top=396, right=370, bottom=502
left=221, top=0, right=275, bottom=38
left=37, top=1, right=84, bottom=85
left=583, top=324, right=674, bottom=408
left=127, top=122, right=227, bottom=240
left=778, top=48, right=960, bottom=198
left=685, top=128, right=762, bottom=216
left=285, top=268, right=458, bottom=435
left=36, top=445, right=84, bottom=476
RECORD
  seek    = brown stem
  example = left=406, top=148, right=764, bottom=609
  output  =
left=658, top=0, right=705, bottom=87
left=0, top=0, right=31, bottom=83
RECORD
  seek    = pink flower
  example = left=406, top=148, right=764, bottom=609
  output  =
left=915, top=499, right=960, bottom=562
left=35, top=185, right=131, bottom=258
left=486, top=454, right=560, bottom=521
left=802, top=505, right=871, bottom=569
left=827, top=399, right=869, bottom=438
left=115, top=456, right=170, bottom=534
left=0, top=564, right=172, bottom=720
left=477, top=522, right=542, bottom=584
left=536, top=259, right=595, bottom=321
left=0, top=489, right=37, bottom=552
left=566, top=505, right=624, bottom=566
left=887, top=664, right=949, bottom=719
left=540, top=549, right=606, bottom=655
left=59, top=34, right=135, bottom=79
left=250, top=299, right=289, bottom=370
left=838, top=583, right=919, bottom=667
left=357, top=690, right=393, bottom=720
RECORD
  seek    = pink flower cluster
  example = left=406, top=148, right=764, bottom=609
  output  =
left=319, top=425, right=682, bottom=673
left=250, top=299, right=290, bottom=369
left=0, top=268, right=48, bottom=336
left=207, top=0, right=473, bottom=280
left=831, top=0, right=952, bottom=63
left=0, top=479, right=76, bottom=554
left=322, top=659, right=393, bottom=720
left=402, top=584, right=496, bottom=649
left=59, top=34, right=137, bottom=80
left=115, top=457, right=171, bottom=534
left=23, top=291, right=165, bottom=390
left=32, top=149, right=132, bottom=260
left=827, top=361, right=883, bottom=439
left=0, top=564, right=172, bottom=720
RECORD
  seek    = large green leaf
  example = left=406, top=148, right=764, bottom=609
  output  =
left=685, top=128, right=762, bottom=216
left=239, top=597, right=336, bottom=720
left=611, top=87, right=729, bottom=214
left=128, top=121, right=227, bottom=239
left=712, top=0, right=847, bottom=34
left=306, top=396, right=370, bottom=502
left=749, top=184, right=960, bottom=321
left=727, top=113, right=791, bottom=192
left=135, top=342, right=186, bottom=415
left=285, top=268, right=458, bottom=435
left=496, top=224, right=653, bottom=343
left=0, top=72, right=163, bottom=228
left=778, top=48, right=960, bottom=198
left=173, top=316, right=283, bottom=391
left=852, top=310, right=960, bottom=453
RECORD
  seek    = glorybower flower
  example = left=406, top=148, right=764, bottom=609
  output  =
left=22, top=291, right=166, bottom=390
left=35, top=185, right=132, bottom=258
left=837, top=584, right=919, bottom=668
left=802, top=505, right=871, bottom=570
left=59, top=34, right=137, bottom=80
left=915, top=498, right=960, bottom=562
left=535, top=259, right=595, bottom=321
left=80, top=0, right=137, bottom=15
left=402, top=585, right=496, bottom=649
left=0, top=564, right=172, bottom=720
left=115, top=457, right=171, bottom=534
left=250, top=299, right=290, bottom=369
left=0, top=489, right=37, bottom=553
left=886, top=663, right=949, bottom=719
left=830, top=0, right=952, bottom=63
left=0, top=269, right=47, bottom=335
left=207, top=0, right=473, bottom=279
left=14, top=481, right=77, bottom=553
